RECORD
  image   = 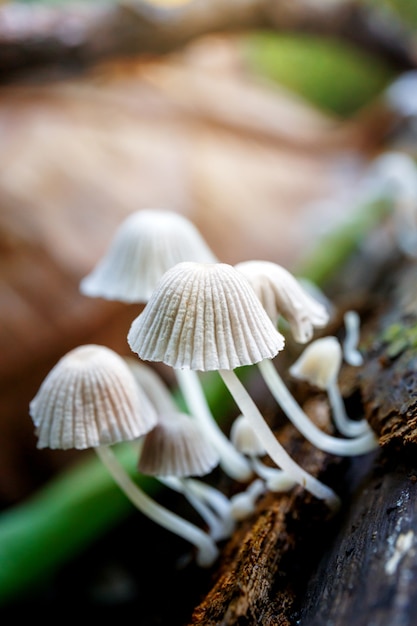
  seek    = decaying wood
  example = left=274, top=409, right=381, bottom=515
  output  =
left=190, top=247, right=417, bottom=625
left=190, top=411, right=347, bottom=626
left=0, top=0, right=415, bottom=81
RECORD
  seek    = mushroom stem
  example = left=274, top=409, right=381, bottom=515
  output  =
left=257, top=359, right=378, bottom=454
left=174, top=368, right=253, bottom=482
left=160, top=477, right=234, bottom=541
left=250, top=457, right=297, bottom=492
left=218, top=369, right=341, bottom=512
left=184, top=478, right=236, bottom=537
left=230, top=479, right=266, bottom=521
left=326, top=378, right=370, bottom=437
left=343, top=310, right=364, bottom=367
left=94, top=445, right=219, bottom=567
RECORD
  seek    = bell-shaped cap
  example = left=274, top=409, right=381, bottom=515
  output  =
left=30, top=344, right=158, bottom=450
left=80, top=209, right=218, bottom=303
left=138, top=412, right=220, bottom=477
left=289, top=336, right=342, bottom=390
left=230, top=414, right=266, bottom=457
left=235, top=260, right=329, bottom=343
left=128, top=261, right=285, bottom=371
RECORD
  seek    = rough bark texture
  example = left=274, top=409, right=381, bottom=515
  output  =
left=190, top=251, right=417, bottom=625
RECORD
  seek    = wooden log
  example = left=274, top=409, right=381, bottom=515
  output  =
left=190, top=251, right=417, bottom=625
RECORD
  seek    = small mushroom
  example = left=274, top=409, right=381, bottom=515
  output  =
left=29, top=344, right=218, bottom=568
left=235, top=259, right=329, bottom=343
left=126, top=358, right=234, bottom=541
left=289, top=336, right=375, bottom=439
left=230, top=414, right=296, bottom=492
left=128, top=261, right=341, bottom=511
left=233, top=260, right=377, bottom=453
left=80, top=208, right=218, bottom=303
left=229, top=479, right=267, bottom=522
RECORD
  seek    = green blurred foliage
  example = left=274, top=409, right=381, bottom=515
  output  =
left=243, top=32, right=397, bottom=118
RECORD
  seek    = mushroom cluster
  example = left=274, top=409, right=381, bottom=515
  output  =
left=29, top=208, right=379, bottom=568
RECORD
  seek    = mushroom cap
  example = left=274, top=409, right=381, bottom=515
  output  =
left=80, top=209, right=218, bottom=303
left=137, top=412, right=220, bottom=477
left=230, top=414, right=266, bottom=457
left=30, top=344, right=158, bottom=450
left=234, top=260, right=329, bottom=344
left=289, top=336, right=342, bottom=390
left=127, top=261, right=285, bottom=371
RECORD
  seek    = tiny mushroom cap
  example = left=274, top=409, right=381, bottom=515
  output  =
left=128, top=261, right=285, bottom=371
left=234, top=260, right=329, bottom=344
left=137, top=412, right=219, bottom=478
left=289, top=336, right=342, bottom=390
left=80, top=209, right=218, bottom=303
left=30, top=344, right=158, bottom=450
left=230, top=413, right=266, bottom=457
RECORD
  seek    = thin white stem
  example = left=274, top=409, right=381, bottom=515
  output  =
left=327, top=379, right=370, bottom=437
left=258, top=359, right=378, bottom=455
left=230, top=479, right=267, bottom=521
left=343, top=310, right=364, bottom=366
left=219, top=369, right=341, bottom=512
left=94, top=445, right=219, bottom=567
left=175, top=368, right=253, bottom=482
left=159, top=476, right=232, bottom=541
left=251, top=457, right=296, bottom=492
left=185, top=478, right=235, bottom=538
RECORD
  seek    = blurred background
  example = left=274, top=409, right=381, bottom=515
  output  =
left=1, top=0, right=417, bottom=621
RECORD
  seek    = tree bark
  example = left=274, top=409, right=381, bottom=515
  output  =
left=189, top=251, right=417, bottom=625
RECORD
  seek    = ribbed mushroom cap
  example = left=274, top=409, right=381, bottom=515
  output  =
left=138, top=412, right=219, bottom=477
left=128, top=261, right=285, bottom=371
left=30, top=344, right=158, bottom=450
left=235, top=260, right=329, bottom=344
left=289, top=336, right=342, bottom=390
left=230, top=414, right=266, bottom=457
left=80, top=209, right=218, bottom=303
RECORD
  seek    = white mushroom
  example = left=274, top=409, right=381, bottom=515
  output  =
left=230, top=414, right=296, bottom=492
left=126, top=357, right=234, bottom=541
left=80, top=208, right=218, bottom=303
left=289, top=336, right=374, bottom=439
left=29, top=344, right=218, bottom=568
left=128, top=261, right=341, bottom=511
left=235, top=260, right=329, bottom=343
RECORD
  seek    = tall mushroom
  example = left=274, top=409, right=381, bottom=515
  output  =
left=80, top=208, right=252, bottom=482
left=29, top=344, right=219, bottom=567
left=235, top=260, right=378, bottom=453
left=128, top=261, right=341, bottom=511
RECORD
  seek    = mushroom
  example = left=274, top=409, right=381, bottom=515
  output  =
left=80, top=208, right=252, bottom=483
left=128, top=261, right=341, bottom=511
left=29, top=344, right=219, bottom=568
left=234, top=259, right=378, bottom=452
left=80, top=208, right=218, bottom=303
left=126, top=357, right=234, bottom=541
left=234, top=260, right=329, bottom=343
left=289, top=336, right=374, bottom=439
left=230, top=414, right=296, bottom=492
